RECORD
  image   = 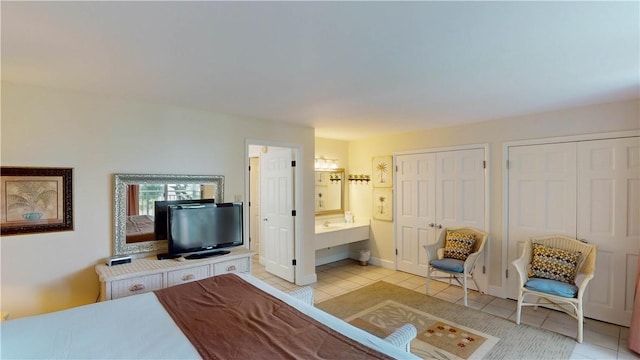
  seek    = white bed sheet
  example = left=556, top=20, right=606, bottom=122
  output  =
left=1, top=273, right=418, bottom=359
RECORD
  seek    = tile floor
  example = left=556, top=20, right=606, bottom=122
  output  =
left=252, top=257, right=638, bottom=360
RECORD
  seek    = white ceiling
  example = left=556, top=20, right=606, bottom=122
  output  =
left=2, top=1, right=638, bottom=140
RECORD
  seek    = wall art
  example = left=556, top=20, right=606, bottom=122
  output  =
left=1, top=167, right=73, bottom=235
left=372, top=155, right=392, bottom=188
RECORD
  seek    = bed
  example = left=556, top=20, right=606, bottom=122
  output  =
left=1, top=273, right=418, bottom=359
left=125, top=214, right=155, bottom=243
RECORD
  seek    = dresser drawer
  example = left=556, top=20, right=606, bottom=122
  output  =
left=167, top=265, right=210, bottom=287
left=214, top=258, right=249, bottom=275
left=110, top=274, right=163, bottom=299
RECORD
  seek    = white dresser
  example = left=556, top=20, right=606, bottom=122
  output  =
left=95, top=248, right=253, bottom=301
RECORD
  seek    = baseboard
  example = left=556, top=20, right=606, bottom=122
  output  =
left=364, top=256, right=395, bottom=269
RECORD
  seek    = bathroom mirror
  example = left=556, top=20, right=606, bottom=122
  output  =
left=113, top=173, right=224, bottom=256
left=315, top=168, right=344, bottom=216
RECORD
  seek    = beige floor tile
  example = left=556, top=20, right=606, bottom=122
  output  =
left=481, top=303, right=514, bottom=319
left=488, top=297, right=517, bottom=311
left=571, top=342, right=618, bottom=360
left=541, top=317, right=579, bottom=339
left=584, top=319, right=621, bottom=338
left=433, top=290, right=463, bottom=304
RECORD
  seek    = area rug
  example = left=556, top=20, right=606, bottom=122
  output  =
left=316, top=281, right=576, bottom=360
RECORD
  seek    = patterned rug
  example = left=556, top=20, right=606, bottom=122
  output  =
left=346, top=300, right=499, bottom=359
left=316, top=281, right=576, bottom=360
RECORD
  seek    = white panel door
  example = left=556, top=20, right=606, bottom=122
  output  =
left=435, top=149, right=487, bottom=291
left=395, top=153, right=436, bottom=275
left=507, top=142, right=577, bottom=298
left=260, top=148, right=295, bottom=282
left=395, top=148, right=486, bottom=290
left=577, top=137, right=640, bottom=326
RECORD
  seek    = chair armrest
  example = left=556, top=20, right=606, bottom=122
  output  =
left=424, top=243, right=441, bottom=262
left=463, top=250, right=482, bottom=273
left=288, top=286, right=314, bottom=306
left=383, top=323, right=417, bottom=352
left=575, top=272, right=595, bottom=300
left=511, top=257, right=529, bottom=286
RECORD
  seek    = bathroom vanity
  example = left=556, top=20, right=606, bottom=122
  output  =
left=314, top=221, right=370, bottom=250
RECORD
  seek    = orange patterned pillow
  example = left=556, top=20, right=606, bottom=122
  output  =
left=443, top=231, right=476, bottom=261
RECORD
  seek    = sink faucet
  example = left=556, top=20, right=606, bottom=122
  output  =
left=323, top=221, right=331, bottom=227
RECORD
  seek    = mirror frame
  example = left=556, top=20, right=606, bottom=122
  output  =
left=315, top=168, right=345, bottom=216
left=113, top=173, right=225, bottom=256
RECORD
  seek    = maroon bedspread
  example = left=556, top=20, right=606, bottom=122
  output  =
left=154, top=273, right=393, bottom=360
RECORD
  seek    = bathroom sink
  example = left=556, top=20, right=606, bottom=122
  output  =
left=314, top=222, right=366, bottom=233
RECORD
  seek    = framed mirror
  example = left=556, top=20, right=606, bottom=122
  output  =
left=113, top=173, right=224, bottom=256
left=315, top=168, right=344, bottom=216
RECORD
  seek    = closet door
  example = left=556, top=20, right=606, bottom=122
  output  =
left=435, top=149, right=486, bottom=290
left=577, top=137, right=639, bottom=326
left=395, top=148, right=486, bottom=288
left=507, top=136, right=638, bottom=325
left=395, top=153, right=436, bottom=275
left=507, top=143, right=577, bottom=298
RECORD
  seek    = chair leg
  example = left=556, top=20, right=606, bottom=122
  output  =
left=516, top=291, right=523, bottom=325
left=425, top=269, right=431, bottom=295
left=462, top=275, right=468, bottom=306
left=577, top=303, right=584, bottom=343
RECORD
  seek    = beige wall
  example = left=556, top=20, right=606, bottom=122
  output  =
left=346, top=99, right=639, bottom=290
left=1, top=82, right=316, bottom=318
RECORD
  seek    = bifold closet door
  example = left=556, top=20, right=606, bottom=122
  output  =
left=396, top=153, right=436, bottom=275
left=507, top=143, right=577, bottom=298
left=507, top=136, right=639, bottom=326
left=577, top=137, right=639, bottom=327
left=395, top=148, right=485, bottom=289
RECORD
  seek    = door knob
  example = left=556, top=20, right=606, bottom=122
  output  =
left=428, top=223, right=435, bottom=227
left=262, top=218, right=268, bottom=222
left=436, top=224, right=442, bottom=229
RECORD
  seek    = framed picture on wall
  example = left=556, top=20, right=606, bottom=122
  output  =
left=372, top=155, right=392, bottom=188
left=372, top=188, right=393, bottom=221
left=0, top=167, right=73, bottom=235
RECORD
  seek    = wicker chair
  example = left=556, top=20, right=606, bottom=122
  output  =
left=512, top=235, right=596, bottom=343
left=423, top=227, right=488, bottom=306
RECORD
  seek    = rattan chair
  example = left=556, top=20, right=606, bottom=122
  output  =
left=423, top=227, right=488, bottom=306
left=512, top=235, right=596, bottom=343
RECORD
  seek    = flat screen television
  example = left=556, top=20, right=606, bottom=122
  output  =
left=154, top=198, right=216, bottom=240
left=167, top=202, right=243, bottom=258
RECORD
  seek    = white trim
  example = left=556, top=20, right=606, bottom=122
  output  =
left=500, top=130, right=640, bottom=299
left=369, top=256, right=395, bottom=269
left=394, top=142, right=489, bottom=156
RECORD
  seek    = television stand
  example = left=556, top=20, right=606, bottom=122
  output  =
left=184, top=250, right=231, bottom=260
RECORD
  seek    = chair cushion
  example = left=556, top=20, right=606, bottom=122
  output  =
left=528, top=243, right=581, bottom=284
left=524, top=278, right=579, bottom=298
left=430, top=258, right=465, bottom=273
left=443, top=231, right=476, bottom=260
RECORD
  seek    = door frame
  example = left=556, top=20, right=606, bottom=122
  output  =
left=393, top=143, right=490, bottom=285
left=246, top=139, right=303, bottom=283
left=501, top=129, right=640, bottom=298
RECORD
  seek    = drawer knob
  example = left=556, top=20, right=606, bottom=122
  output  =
left=226, top=265, right=237, bottom=272
left=182, top=274, right=195, bottom=281
left=129, top=284, right=145, bottom=292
